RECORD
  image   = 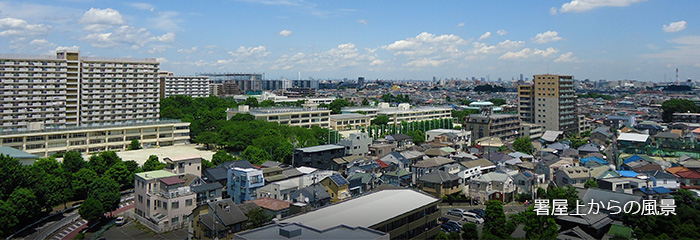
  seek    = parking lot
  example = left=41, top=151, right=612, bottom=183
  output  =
left=438, top=202, right=529, bottom=237
left=99, top=218, right=188, bottom=240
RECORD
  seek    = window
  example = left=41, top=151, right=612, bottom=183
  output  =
left=209, top=190, right=216, bottom=197
left=186, top=199, right=193, bottom=206
left=172, top=216, right=179, bottom=223
left=172, top=201, right=179, bottom=209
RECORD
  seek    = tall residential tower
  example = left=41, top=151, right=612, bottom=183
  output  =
left=518, top=74, right=577, bottom=136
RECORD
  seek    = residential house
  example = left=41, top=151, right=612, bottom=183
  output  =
left=483, top=151, right=520, bottom=166
left=400, top=150, right=426, bottom=165
left=381, top=169, right=412, bottom=187
left=580, top=156, right=608, bottom=168
left=263, top=168, right=304, bottom=183
left=616, top=133, right=650, bottom=154
left=245, top=197, right=291, bottom=219
left=417, top=170, right=462, bottom=198
left=320, top=174, right=351, bottom=203
left=331, top=155, right=372, bottom=175
left=590, top=126, right=613, bottom=146
left=541, top=130, right=565, bottom=143
left=425, top=129, right=472, bottom=150
left=379, top=151, right=410, bottom=170
left=0, top=146, right=38, bottom=165
left=348, top=172, right=380, bottom=196
left=597, top=177, right=647, bottom=194
left=256, top=170, right=336, bottom=202
left=512, top=171, right=546, bottom=195
left=589, top=165, right=620, bottom=179
left=653, top=131, right=682, bottom=149
left=337, top=132, right=372, bottom=156
left=133, top=170, right=197, bottom=233
left=581, top=188, right=642, bottom=217
left=368, top=143, right=396, bottom=158
left=228, top=167, right=265, bottom=204
left=473, top=136, right=503, bottom=154
left=535, top=156, right=574, bottom=181
left=293, top=144, right=346, bottom=169
left=577, top=143, right=600, bottom=155
left=164, top=155, right=202, bottom=176
left=556, top=208, right=613, bottom=239
left=554, top=166, right=592, bottom=188
left=191, top=199, right=247, bottom=240
left=191, top=182, right=224, bottom=206
left=290, top=184, right=331, bottom=208
left=385, top=134, right=414, bottom=151
left=468, top=172, right=516, bottom=203
left=671, top=168, right=700, bottom=188
left=411, top=156, right=455, bottom=184
left=679, top=156, right=700, bottom=171
left=458, top=158, right=496, bottom=181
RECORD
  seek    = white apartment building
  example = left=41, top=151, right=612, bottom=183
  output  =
left=342, top=103, right=452, bottom=124
left=226, top=105, right=331, bottom=128
left=0, top=50, right=160, bottom=132
left=0, top=120, right=190, bottom=157
left=159, top=71, right=210, bottom=98
left=134, top=170, right=197, bottom=233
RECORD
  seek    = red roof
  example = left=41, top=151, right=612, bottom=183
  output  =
left=159, top=176, right=185, bottom=185
left=675, top=170, right=700, bottom=179
left=375, top=159, right=390, bottom=168
left=245, top=197, right=290, bottom=211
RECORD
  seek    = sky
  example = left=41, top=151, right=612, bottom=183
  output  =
left=0, top=0, right=699, bottom=82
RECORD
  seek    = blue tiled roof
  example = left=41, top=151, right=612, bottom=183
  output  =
left=623, top=155, right=643, bottom=164
left=581, top=156, right=607, bottom=165
left=617, top=170, right=638, bottom=177
left=639, top=186, right=672, bottom=194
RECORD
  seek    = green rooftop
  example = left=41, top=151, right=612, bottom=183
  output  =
left=135, top=170, right=177, bottom=180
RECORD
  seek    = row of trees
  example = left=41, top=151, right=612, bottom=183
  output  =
left=365, top=118, right=454, bottom=143
left=0, top=150, right=148, bottom=236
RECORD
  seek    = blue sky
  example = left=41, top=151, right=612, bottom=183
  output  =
left=0, top=0, right=698, bottom=82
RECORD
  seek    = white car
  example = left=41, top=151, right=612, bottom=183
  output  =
left=446, top=208, right=467, bottom=217
left=462, top=212, right=484, bottom=224
left=115, top=216, right=126, bottom=226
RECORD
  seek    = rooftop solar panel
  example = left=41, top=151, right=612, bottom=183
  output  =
left=330, top=174, right=349, bottom=186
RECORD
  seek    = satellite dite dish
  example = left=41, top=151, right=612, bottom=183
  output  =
left=304, top=197, right=309, bottom=203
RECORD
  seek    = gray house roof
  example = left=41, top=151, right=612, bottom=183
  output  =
left=577, top=143, right=599, bottom=153
left=418, top=170, right=460, bottom=184
left=0, top=146, right=38, bottom=159
left=191, top=182, right=223, bottom=193
left=581, top=188, right=642, bottom=210
left=199, top=199, right=248, bottom=231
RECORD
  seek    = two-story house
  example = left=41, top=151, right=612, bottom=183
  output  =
left=468, top=172, right=516, bottom=202
left=320, top=174, right=351, bottom=203
left=554, top=166, right=592, bottom=188
left=164, top=155, right=202, bottom=176
left=458, top=158, right=496, bottom=181
left=228, top=167, right=265, bottom=204
left=134, top=170, right=197, bottom=233
left=293, top=144, right=346, bottom=169
left=190, top=198, right=248, bottom=240
left=417, top=170, right=462, bottom=198
left=337, top=132, right=372, bottom=156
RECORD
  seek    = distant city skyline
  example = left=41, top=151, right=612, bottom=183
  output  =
left=0, top=0, right=699, bottom=81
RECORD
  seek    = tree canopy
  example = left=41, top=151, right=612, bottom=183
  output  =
left=484, top=200, right=508, bottom=238
left=662, top=98, right=700, bottom=123
left=371, top=115, right=390, bottom=125
left=487, top=98, right=507, bottom=106
left=513, top=137, right=534, bottom=154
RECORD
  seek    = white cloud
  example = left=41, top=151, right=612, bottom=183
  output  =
left=0, top=18, right=51, bottom=37
left=156, top=57, right=167, bottom=63
left=559, top=0, right=645, bottom=13
left=178, top=47, right=198, bottom=53
left=229, top=46, right=270, bottom=58
left=550, top=7, right=558, bottom=15
left=56, top=45, right=80, bottom=51
left=357, top=19, right=368, bottom=25
left=643, top=36, right=700, bottom=65
left=478, top=32, right=491, bottom=41
left=663, top=20, right=687, bottom=33
left=499, top=47, right=560, bottom=59
left=81, top=25, right=175, bottom=49
left=279, top=29, right=292, bottom=36
left=554, top=52, right=579, bottom=62
left=129, top=3, right=155, bottom=11
left=272, top=43, right=382, bottom=71
left=148, top=11, right=182, bottom=32
left=405, top=58, right=448, bottom=67
left=471, top=40, right=524, bottom=54
left=457, top=22, right=465, bottom=27
left=383, top=32, right=469, bottom=58
left=532, top=31, right=563, bottom=43
left=497, top=29, right=507, bottom=35
left=79, top=8, right=125, bottom=32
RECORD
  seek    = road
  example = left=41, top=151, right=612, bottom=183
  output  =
left=25, top=212, right=80, bottom=240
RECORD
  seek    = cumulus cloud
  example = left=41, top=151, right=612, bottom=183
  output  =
left=663, top=20, right=687, bottom=33
left=0, top=18, right=51, bottom=37
left=533, top=31, right=563, bottom=43
left=405, top=58, right=448, bottom=67
left=56, top=45, right=80, bottom=51
left=272, top=43, right=383, bottom=71
left=357, top=19, right=368, bottom=25
left=478, top=32, right=491, bottom=41
left=471, top=40, right=525, bottom=54
left=497, top=29, right=507, bottom=35
left=554, top=52, right=579, bottom=62
left=79, top=8, right=124, bottom=32
left=81, top=25, right=175, bottom=49
left=499, top=47, right=559, bottom=59
left=177, top=46, right=198, bottom=53
left=559, top=0, right=645, bottom=13
left=229, top=46, right=270, bottom=58
left=149, top=11, right=182, bottom=32
left=279, top=29, right=292, bottom=36
left=384, top=32, right=469, bottom=58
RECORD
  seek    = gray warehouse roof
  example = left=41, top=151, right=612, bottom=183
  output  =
left=296, top=144, right=345, bottom=153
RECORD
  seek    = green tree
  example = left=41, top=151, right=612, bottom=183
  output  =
left=229, top=113, right=255, bottom=121
left=361, top=98, right=370, bottom=106
left=523, top=205, right=558, bottom=239
left=484, top=200, right=508, bottom=238
left=381, top=93, right=394, bottom=102
left=513, top=137, right=534, bottom=154
left=128, top=139, right=142, bottom=150
left=0, top=155, right=25, bottom=199
left=212, top=150, right=235, bottom=166
left=544, top=186, right=581, bottom=210
left=62, top=150, right=86, bottom=173
left=79, top=197, right=104, bottom=222
left=244, top=97, right=259, bottom=107
left=195, top=131, right=219, bottom=150
left=88, top=177, right=121, bottom=214
left=201, top=158, right=215, bottom=169
left=141, top=155, right=165, bottom=172
left=72, top=168, right=97, bottom=200
left=405, top=130, right=426, bottom=145
left=160, top=105, right=184, bottom=119
left=240, top=146, right=271, bottom=165
left=246, top=208, right=272, bottom=229
left=488, top=98, right=507, bottom=106
left=460, top=99, right=473, bottom=105
left=105, top=161, right=131, bottom=187
left=584, top=179, right=599, bottom=188
left=7, top=188, right=40, bottom=225
left=462, top=222, right=478, bottom=240
left=38, top=174, right=72, bottom=210
left=328, top=98, right=351, bottom=114
left=662, top=98, right=700, bottom=123
left=372, top=115, right=390, bottom=125
left=0, top=200, right=18, bottom=236
left=259, top=100, right=276, bottom=107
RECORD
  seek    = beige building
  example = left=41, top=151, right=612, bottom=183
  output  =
left=134, top=170, right=197, bottom=233
left=1, top=50, right=160, bottom=132
left=226, top=105, right=330, bottom=128
left=159, top=71, right=210, bottom=98
left=342, top=103, right=452, bottom=124
left=463, top=111, right=520, bottom=142
left=164, top=155, right=202, bottom=176
left=329, top=113, right=371, bottom=131
left=518, top=74, right=577, bottom=136
left=520, top=123, right=544, bottom=139
left=0, top=120, right=189, bottom=157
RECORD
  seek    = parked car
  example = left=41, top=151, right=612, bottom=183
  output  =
left=468, top=209, right=485, bottom=218
left=447, top=208, right=467, bottom=217
left=115, top=216, right=126, bottom=226
left=444, top=221, right=462, bottom=231
left=462, top=213, right=484, bottom=224
left=438, top=217, right=451, bottom=224
left=441, top=223, right=459, bottom=232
